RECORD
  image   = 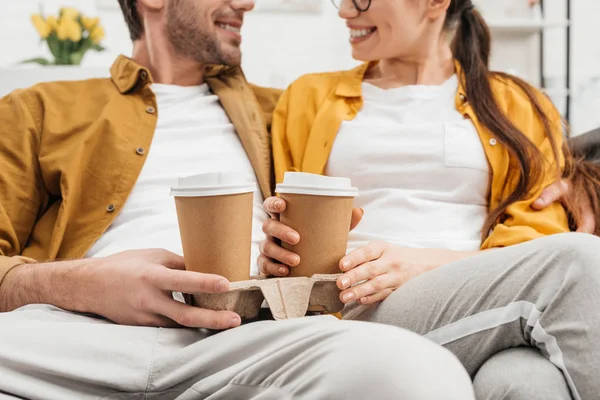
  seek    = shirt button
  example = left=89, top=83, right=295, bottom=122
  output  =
left=146, top=106, right=156, bottom=114
left=106, top=204, right=116, bottom=213
left=459, top=94, right=467, bottom=102
left=140, top=70, right=148, bottom=80
left=489, top=138, right=498, bottom=146
left=136, top=147, right=146, bottom=155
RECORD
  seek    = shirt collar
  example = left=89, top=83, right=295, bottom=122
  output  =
left=334, top=59, right=468, bottom=99
left=109, top=54, right=236, bottom=94
left=110, top=55, right=149, bottom=94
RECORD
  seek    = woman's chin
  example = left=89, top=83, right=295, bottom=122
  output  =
left=351, top=49, right=377, bottom=63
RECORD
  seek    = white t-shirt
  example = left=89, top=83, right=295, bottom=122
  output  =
left=325, top=75, right=490, bottom=252
left=86, top=83, right=268, bottom=276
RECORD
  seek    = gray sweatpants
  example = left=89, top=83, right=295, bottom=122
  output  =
left=473, top=347, right=571, bottom=400
left=0, top=305, right=473, bottom=399
left=345, top=232, right=600, bottom=400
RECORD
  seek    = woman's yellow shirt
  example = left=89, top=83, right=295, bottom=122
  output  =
left=272, top=61, right=569, bottom=249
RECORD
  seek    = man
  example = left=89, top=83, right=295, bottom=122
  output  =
left=0, top=0, right=476, bottom=398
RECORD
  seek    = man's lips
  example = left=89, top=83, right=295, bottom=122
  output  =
left=216, top=20, right=242, bottom=34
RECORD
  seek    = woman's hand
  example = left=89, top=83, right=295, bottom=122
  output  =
left=258, top=196, right=364, bottom=277
left=533, top=179, right=596, bottom=234
left=337, top=242, right=478, bottom=305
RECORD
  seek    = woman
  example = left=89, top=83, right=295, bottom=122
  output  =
left=259, top=0, right=600, bottom=399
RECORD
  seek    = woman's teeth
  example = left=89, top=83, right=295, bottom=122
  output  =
left=350, top=28, right=375, bottom=38
left=218, top=24, right=241, bottom=33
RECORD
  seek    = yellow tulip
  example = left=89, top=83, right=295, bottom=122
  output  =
left=81, top=17, right=100, bottom=32
left=60, top=7, right=79, bottom=20
left=46, top=16, right=58, bottom=32
left=31, top=14, right=51, bottom=39
left=57, top=18, right=81, bottom=42
left=90, top=25, right=105, bottom=44
left=68, top=20, right=82, bottom=42
left=56, top=19, right=68, bottom=41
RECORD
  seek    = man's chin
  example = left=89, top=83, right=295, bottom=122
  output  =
left=214, top=48, right=242, bottom=67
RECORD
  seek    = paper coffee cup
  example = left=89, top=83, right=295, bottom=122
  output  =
left=171, top=172, right=255, bottom=282
left=276, top=172, right=358, bottom=277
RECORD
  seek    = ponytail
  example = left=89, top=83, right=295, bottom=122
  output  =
left=447, top=1, right=563, bottom=242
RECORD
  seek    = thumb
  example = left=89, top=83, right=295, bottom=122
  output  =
left=532, top=196, right=548, bottom=210
left=533, top=180, right=568, bottom=210
left=350, top=208, right=364, bottom=231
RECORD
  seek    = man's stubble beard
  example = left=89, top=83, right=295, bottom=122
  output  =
left=166, top=0, right=241, bottom=66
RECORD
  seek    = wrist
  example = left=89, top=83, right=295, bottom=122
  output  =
left=422, top=249, right=478, bottom=272
left=15, top=258, right=96, bottom=313
left=42, top=258, right=98, bottom=313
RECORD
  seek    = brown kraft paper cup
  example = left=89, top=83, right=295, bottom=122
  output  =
left=279, top=193, right=354, bottom=277
left=174, top=192, right=253, bottom=282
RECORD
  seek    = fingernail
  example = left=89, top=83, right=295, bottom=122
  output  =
left=287, top=232, right=300, bottom=243
left=535, top=197, right=546, bottom=206
left=218, top=279, right=229, bottom=292
left=229, top=316, right=241, bottom=328
left=341, top=277, right=350, bottom=289
left=274, top=200, right=283, bottom=209
left=278, top=267, right=288, bottom=275
left=290, top=255, right=300, bottom=266
left=342, top=260, right=351, bottom=270
left=342, top=292, right=355, bottom=303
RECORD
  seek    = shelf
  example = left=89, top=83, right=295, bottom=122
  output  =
left=487, top=19, right=570, bottom=34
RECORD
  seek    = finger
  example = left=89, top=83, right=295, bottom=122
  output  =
left=263, top=196, right=287, bottom=217
left=258, top=254, right=290, bottom=277
left=356, top=289, right=394, bottom=306
left=151, top=267, right=230, bottom=294
left=349, top=208, right=364, bottom=231
left=144, top=249, right=186, bottom=270
left=339, top=272, right=394, bottom=304
left=339, top=241, right=387, bottom=272
left=260, top=240, right=300, bottom=267
left=337, top=261, right=384, bottom=290
left=576, top=211, right=596, bottom=234
left=135, top=313, right=182, bottom=328
left=157, top=299, right=241, bottom=330
left=262, top=218, right=300, bottom=245
left=533, top=180, right=570, bottom=210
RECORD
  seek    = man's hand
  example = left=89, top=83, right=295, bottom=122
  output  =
left=0, top=249, right=241, bottom=330
left=258, top=196, right=363, bottom=277
left=533, top=179, right=596, bottom=234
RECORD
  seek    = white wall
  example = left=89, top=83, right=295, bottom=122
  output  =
left=241, top=5, right=357, bottom=88
left=0, top=0, right=598, bottom=133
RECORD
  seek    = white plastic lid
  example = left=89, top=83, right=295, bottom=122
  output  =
left=275, top=172, right=358, bottom=197
left=170, top=172, right=256, bottom=197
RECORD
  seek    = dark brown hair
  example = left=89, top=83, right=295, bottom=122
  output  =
left=447, top=0, right=566, bottom=241
left=118, top=0, right=143, bottom=41
left=563, top=152, right=600, bottom=235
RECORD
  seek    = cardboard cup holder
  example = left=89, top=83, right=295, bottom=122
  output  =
left=189, top=274, right=344, bottom=321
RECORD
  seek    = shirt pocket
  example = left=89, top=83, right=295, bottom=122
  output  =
left=444, top=120, right=489, bottom=172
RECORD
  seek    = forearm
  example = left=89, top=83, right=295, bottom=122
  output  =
left=0, top=259, right=92, bottom=313
left=414, top=248, right=495, bottom=277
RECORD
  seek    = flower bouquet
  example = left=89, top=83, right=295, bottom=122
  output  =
left=26, top=7, right=105, bottom=66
